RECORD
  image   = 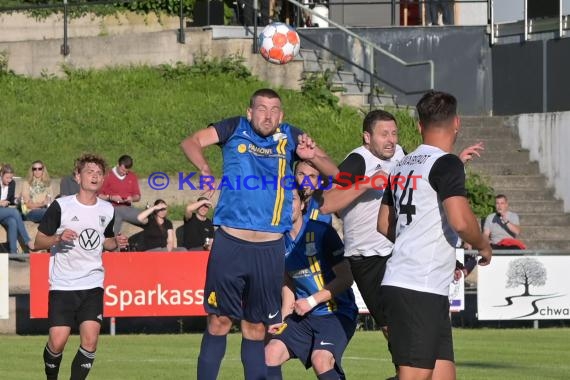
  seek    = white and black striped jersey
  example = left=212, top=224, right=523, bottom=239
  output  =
left=38, top=195, right=115, bottom=290
left=381, top=144, right=466, bottom=296
left=338, top=145, right=405, bottom=257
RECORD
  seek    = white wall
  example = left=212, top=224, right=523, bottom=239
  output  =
left=455, top=1, right=487, bottom=26
left=516, top=112, right=570, bottom=212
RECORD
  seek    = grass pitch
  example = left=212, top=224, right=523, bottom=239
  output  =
left=1, top=328, right=569, bottom=379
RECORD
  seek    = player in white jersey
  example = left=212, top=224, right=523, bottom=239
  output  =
left=34, top=154, right=128, bottom=380
left=320, top=110, right=403, bottom=329
left=378, top=91, right=492, bottom=380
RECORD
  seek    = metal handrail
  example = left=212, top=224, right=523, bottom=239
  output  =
left=490, top=0, right=569, bottom=44
left=286, top=0, right=434, bottom=99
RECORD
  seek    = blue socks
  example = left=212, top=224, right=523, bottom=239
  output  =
left=197, top=331, right=227, bottom=380
left=267, top=365, right=283, bottom=380
left=241, top=338, right=266, bottom=380
left=317, top=368, right=342, bottom=380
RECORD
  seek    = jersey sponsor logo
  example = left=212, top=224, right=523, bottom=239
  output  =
left=79, top=228, right=101, bottom=251
left=248, top=143, right=274, bottom=156
left=268, top=311, right=279, bottom=319
left=71, top=216, right=79, bottom=222
left=289, top=268, right=312, bottom=278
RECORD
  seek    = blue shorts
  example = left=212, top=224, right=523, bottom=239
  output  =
left=271, top=313, right=356, bottom=374
left=203, top=228, right=285, bottom=324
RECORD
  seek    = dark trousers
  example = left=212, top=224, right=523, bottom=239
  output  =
left=349, top=255, right=390, bottom=326
left=239, top=0, right=271, bottom=26
left=428, top=0, right=454, bottom=25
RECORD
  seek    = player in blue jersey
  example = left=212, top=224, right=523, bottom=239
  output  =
left=181, top=88, right=338, bottom=380
left=295, top=160, right=332, bottom=225
left=265, top=190, right=358, bottom=380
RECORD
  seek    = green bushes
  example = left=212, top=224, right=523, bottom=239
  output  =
left=0, top=55, right=494, bottom=216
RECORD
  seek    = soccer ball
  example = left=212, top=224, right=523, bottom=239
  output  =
left=259, top=22, right=301, bottom=65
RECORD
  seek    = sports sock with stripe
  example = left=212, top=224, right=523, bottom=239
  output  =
left=70, top=346, right=96, bottom=380
left=43, top=344, right=62, bottom=380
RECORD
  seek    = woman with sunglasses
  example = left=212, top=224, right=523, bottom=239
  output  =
left=0, top=164, right=35, bottom=253
left=21, top=160, right=53, bottom=223
left=136, top=199, right=175, bottom=251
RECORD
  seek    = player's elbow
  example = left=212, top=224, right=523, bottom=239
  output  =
left=450, top=218, right=470, bottom=236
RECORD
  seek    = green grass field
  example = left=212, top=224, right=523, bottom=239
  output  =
left=1, top=328, right=569, bottom=379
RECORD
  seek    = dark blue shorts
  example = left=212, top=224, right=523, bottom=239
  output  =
left=203, top=228, right=285, bottom=324
left=271, top=313, right=356, bottom=374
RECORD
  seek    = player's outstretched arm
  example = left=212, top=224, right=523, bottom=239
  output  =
left=443, top=196, right=492, bottom=265
left=458, top=141, right=484, bottom=164
left=296, top=134, right=339, bottom=177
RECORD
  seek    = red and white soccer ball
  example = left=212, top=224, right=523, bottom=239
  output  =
left=258, top=22, right=301, bottom=65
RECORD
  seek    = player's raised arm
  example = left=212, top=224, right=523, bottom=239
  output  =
left=296, top=133, right=339, bottom=178
left=180, top=126, right=220, bottom=177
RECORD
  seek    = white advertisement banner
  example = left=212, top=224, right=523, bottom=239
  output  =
left=478, top=255, right=570, bottom=320
left=0, top=255, right=8, bottom=319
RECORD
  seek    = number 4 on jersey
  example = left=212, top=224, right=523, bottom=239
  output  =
left=392, top=170, right=416, bottom=225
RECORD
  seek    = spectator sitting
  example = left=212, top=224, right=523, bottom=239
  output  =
left=182, top=196, right=214, bottom=250
left=0, top=164, right=35, bottom=253
left=98, top=154, right=142, bottom=234
left=59, top=165, right=80, bottom=196
left=484, top=194, right=525, bottom=249
left=136, top=199, right=175, bottom=252
left=21, top=160, right=52, bottom=223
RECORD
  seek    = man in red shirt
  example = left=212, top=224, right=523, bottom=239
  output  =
left=98, top=155, right=142, bottom=234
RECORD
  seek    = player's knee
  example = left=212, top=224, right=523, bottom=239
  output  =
left=264, top=340, right=288, bottom=366
left=207, top=314, right=233, bottom=335
left=311, top=350, right=335, bottom=373
left=240, top=320, right=266, bottom=340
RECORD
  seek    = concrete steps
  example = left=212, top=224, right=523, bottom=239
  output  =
left=469, top=162, right=539, bottom=176
left=299, top=48, right=402, bottom=109
left=488, top=175, right=547, bottom=190
left=518, top=213, right=570, bottom=226
left=458, top=116, right=570, bottom=251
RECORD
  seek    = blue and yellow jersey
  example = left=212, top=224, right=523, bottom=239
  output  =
left=284, top=220, right=358, bottom=320
left=212, top=116, right=302, bottom=233
left=305, top=196, right=332, bottom=225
